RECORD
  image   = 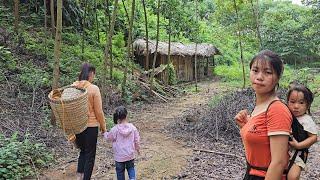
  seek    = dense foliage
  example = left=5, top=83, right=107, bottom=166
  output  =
left=0, top=133, right=53, bottom=179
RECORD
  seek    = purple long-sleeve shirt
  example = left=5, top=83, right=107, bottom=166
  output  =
left=104, top=123, right=140, bottom=162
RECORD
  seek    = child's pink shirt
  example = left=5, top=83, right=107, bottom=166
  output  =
left=104, top=123, right=140, bottom=162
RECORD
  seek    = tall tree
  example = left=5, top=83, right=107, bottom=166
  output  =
left=162, top=1, right=173, bottom=65
left=122, top=0, right=136, bottom=98
left=161, top=0, right=181, bottom=84
left=13, top=0, right=19, bottom=33
left=51, top=0, right=62, bottom=125
left=81, top=0, right=88, bottom=61
left=150, top=0, right=160, bottom=90
left=102, top=0, right=119, bottom=99
left=44, top=0, right=48, bottom=56
left=142, top=0, right=149, bottom=70
left=104, top=0, right=112, bottom=80
left=249, top=0, right=263, bottom=50
left=194, top=0, right=198, bottom=92
left=233, top=0, right=246, bottom=88
left=52, top=0, right=62, bottom=90
left=95, top=0, right=100, bottom=42
left=50, top=0, right=55, bottom=37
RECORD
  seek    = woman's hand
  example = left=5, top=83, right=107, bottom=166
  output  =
left=234, top=109, right=249, bottom=128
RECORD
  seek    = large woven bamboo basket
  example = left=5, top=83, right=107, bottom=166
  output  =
left=48, top=86, right=88, bottom=141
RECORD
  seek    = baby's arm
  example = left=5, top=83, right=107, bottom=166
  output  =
left=289, top=132, right=317, bottom=149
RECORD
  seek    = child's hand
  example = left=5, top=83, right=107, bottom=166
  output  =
left=103, top=132, right=109, bottom=139
left=289, top=137, right=301, bottom=149
left=234, top=109, right=249, bottom=128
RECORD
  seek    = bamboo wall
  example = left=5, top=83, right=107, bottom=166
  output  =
left=134, top=54, right=214, bottom=83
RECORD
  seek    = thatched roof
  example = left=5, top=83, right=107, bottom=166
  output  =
left=133, top=39, right=221, bottom=57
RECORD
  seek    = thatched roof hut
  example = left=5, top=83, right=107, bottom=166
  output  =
left=133, top=39, right=221, bottom=57
left=133, top=39, right=221, bottom=83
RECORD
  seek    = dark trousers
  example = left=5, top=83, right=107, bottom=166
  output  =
left=76, top=127, right=98, bottom=180
left=244, top=173, right=265, bottom=180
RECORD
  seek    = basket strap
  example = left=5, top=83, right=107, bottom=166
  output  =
left=83, top=81, right=91, bottom=89
left=59, top=91, right=76, bottom=141
left=59, top=98, right=67, bottom=140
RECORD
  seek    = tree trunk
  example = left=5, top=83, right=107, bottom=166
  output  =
left=142, top=0, right=149, bottom=70
left=168, top=19, right=171, bottom=65
left=50, top=0, right=55, bottom=37
left=194, top=44, right=198, bottom=91
left=233, top=0, right=246, bottom=88
left=95, top=0, right=100, bottom=42
left=194, top=0, right=198, bottom=92
left=122, top=0, right=130, bottom=24
left=150, top=0, right=160, bottom=90
left=102, top=0, right=119, bottom=100
left=13, top=0, right=19, bottom=34
left=250, top=0, right=263, bottom=50
left=104, top=0, right=112, bottom=80
left=51, top=0, right=63, bottom=126
left=166, top=18, right=171, bottom=85
left=52, top=0, right=62, bottom=89
left=44, top=0, right=48, bottom=56
left=81, top=0, right=87, bottom=61
left=121, top=0, right=134, bottom=76
left=122, top=0, right=135, bottom=98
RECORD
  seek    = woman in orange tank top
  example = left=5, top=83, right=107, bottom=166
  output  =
left=235, top=50, right=292, bottom=180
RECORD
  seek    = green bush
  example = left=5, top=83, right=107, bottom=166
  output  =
left=281, top=66, right=319, bottom=89
left=214, top=64, right=249, bottom=82
left=0, top=46, right=18, bottom=82
left=0, top=133, right=53, bottom=179
left=18, top=62, right=50, bottom=89
left=167, top=63, right=177, bottom=85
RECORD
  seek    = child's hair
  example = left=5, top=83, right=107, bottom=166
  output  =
left=287, top=84, right=314, bottom=114
left=113, top=106, right=128, bottom=124
left=78, top=62, right=96, bottom=81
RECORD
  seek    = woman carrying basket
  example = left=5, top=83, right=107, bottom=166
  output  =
left=72, top=63, right=107, bottom=180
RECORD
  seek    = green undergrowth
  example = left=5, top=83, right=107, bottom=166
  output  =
left=0, top=133, right=54, bottom=179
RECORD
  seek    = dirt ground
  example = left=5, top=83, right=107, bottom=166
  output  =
left=40, top=79, right=222, bottom=179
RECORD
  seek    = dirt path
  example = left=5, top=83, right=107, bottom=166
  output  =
left=41, top=79, right=221, bottom=179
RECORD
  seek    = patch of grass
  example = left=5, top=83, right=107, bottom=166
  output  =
left=184, top=85, right=202, bottom=93
left=106, top=117, right=114, bottom=131
left=208, top=94, right=224, bottom=108
left=311, top=95, right=320, bottom=114
left=214, top=64, right=249, bottom=82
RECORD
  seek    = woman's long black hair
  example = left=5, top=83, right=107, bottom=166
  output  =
left=78, top=63, right=96, bottom=81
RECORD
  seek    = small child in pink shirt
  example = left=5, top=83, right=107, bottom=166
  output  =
left=104, top=106, right=140, bottom=180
